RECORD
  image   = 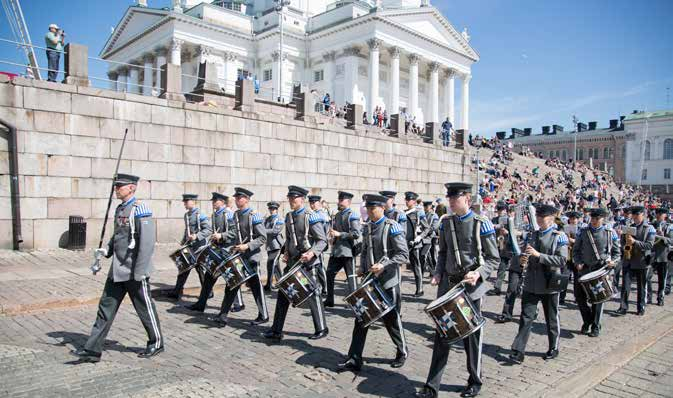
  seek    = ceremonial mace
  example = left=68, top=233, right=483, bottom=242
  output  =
left=91, top=128, right=129, bottom=274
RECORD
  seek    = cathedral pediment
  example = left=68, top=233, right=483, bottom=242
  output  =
left=100, top=6, right=168, bottom=57
left=378, top=8, right=479, bottom=61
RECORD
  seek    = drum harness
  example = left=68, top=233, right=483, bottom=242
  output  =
left=447, top=216, right=483, bottom=285
left=362, top=221, right=391, bottom=285
left=288, top=209, right=312, bottom=269
left=586, top=227, right=612, bottom=272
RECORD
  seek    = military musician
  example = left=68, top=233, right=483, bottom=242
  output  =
left=263, top=201, right=285, bottom=291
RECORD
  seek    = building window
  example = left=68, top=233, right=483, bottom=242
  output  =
left=644, top=140, right=651, bottom=160
left=263, top=69, right=272, bottom=82
left=622, top=145, right=626, bottom=159
left=578, top=148, right=584, bottom=160
left=549, top=150, right=554, bottom=158
left=562, top=149, right=567, bottom=161
left=593, top=148, right=600, bottom=159
left=609, top=166, right=615, bottom=176
left=237, top=69, right=250, bottom=79
left=555, top=150, right=560, bottom=158
left=603, top=147, right=609, bottom=159
left=608, top=147, right=614, bottom=159
left=358, top=66, right=368, bottom=77
left=314, top=70, right=324, bottom=82
left=642, top=169, right=647, bottom=180
left=335, top=64, right=345, bottom=77
left=665, top=168, right=671, bottom=179
left=665, top=139, right=673, bottom=159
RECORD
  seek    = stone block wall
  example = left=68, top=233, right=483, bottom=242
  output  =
left=0, top=78, right=470, bottom=249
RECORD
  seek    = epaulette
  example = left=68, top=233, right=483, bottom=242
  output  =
left=308, top=211, right=323, bottom=225
left=133, top=202, right=152, bottom=218
left=387, top=219, right=404, bottom=236
left=251, top=211, right=263, bottom=225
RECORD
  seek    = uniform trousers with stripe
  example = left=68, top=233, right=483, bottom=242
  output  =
left=325, top=256, right=358, bottom=304
left=574, top=273, right=604, bottom=330
left=218, top=260, right=268, bottom=320
left=271, top=263, right=327, bottom=334
left=193, top=271, right=243, bottom=309
left=347, top=284, right=407, bottom=365
left=84, top=277, right=162, bottom=354
left=420, top=242, right=437, bottom=275
left=511, top=291, right=560, bottom=353
left=492, top=257, right=510, bottom=291
left=173, top=266, right=206, bottom=295
left=500, top=270, right=523, bottom=319
left=620, top=266, right=647, bottom=312
left=265, top=249, right=282, bottom=289
left=646, top=262, right=669, bottom=303
left=408, top=245, right=424, bottom=293
left=424, top=277, right=483, bottom=393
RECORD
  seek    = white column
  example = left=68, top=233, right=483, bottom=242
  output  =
left=444, top=69, right=456, bottom=124
left=429, top=62, right=440, bottom=123
left=388, top=46, right=400, bottom=114
left=172, top=0, right=183, bottom=12
left=154, top=49, right=167, bottom=95
left=343, top=46, right=361, bottom=104
left=107, top=71, right=118, bottom=91
left=322, top=51, right=336, bottom=98
left=271, top=51, right=281, bottom=100
left=128, top=66, right=140, bottom=94
left=170, top=38, right=183, bottom=65
left=408, top=53, right=420, bottom=118
left=367, top=38, right=382, bottom=117
left=461, top=73, right=471, bottom=130
left=142, top=54, right=153, bottom=96
left=117, top=68, right=128, bottom=93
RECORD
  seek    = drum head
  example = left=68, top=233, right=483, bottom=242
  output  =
left=579, top=267, right=609, bottom=282
left=277, top=264, right=302, bottom=285
left=426, top=284, right=465, bottom=312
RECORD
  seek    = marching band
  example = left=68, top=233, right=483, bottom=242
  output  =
left=73, top=173, right=673, bottom=397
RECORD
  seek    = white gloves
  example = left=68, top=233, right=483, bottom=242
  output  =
left=94, top=248, right=108, bottom=259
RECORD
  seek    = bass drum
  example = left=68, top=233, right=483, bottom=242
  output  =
left=343, top=278, right=394, bottom=328
left=424, top=284, right=485, bottom=344
left=578, top=267, right=615, bottom=304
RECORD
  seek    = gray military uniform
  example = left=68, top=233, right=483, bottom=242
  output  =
left=491, top=215, right=513, bottom=292
left=424, top=211, right=499, bottom=394
left=264, top=214, right=285, bottom=288
left=84, top=198, right=162, bottom=354
left=173, top=208, right=212, bottom=295
left=192, top=208, right=243, bottom=310
left=270, top=208, right=329, bottom=334
left=572, top=226, right=620, bottom=331
left=420, top=210, right=440, bottom=275
left=325, top=208, right=362, bottom=304
left=511, top=226, right=569, bottom=355
left=405, top=207, right=425, bottom=294
left=216, top=208, right=268, bottom=321
left=620, top=222, right=655, bottom=313
left=346, top=216, right=409, bottom=366
left=647, top=221, right=672, bottom=304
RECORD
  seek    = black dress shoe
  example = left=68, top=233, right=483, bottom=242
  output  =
left=249, top=316, right=269, bottom=326
left=461, top=384, right=481, bottom=398
left=588, top=328, right=600, bottom=338
left=616, top=308, right=627, bottom=316
left=164, top=290, right=181, bottom=300
left=336, top=357, right=362, bottom=372
left=323, top=300, right=335, bottom=308
left=262, top=330, right=283, bottom=341
left=138, top=345, right=164, bottom=358
left=486, top=289, right=501, bottom=296
left=495, top=315, right=511, bottom=324
left=185, top=303, right=205, bottom=312
left=580, top=323, right=591, bottom=334
left=391, top=352, right=407, bottom=368
left=70, top=348, right=101, bottom=362
left=231, top=304, right=245, bottom=313
left=509, top=350, right=524, bottom=364
left=414, top=291, right=425, bottom=298
left=658, top=300, right=664, bottom=306
left=637, top=308, right=645, bottom=316
left=647, top=299, right=653, bottom=305
left=414, top=386, right=437, bottom=398
left=206, top=315, right=227, bottom=327
left=544, top=349, right=559, bottom=360
left=309, top=328, right=329, bottom=340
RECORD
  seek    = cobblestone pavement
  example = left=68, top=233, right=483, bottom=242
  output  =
left=1, top=248, right=672, bottom=397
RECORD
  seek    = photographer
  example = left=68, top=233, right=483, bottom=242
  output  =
left=45, top=23, right=65, bottom=82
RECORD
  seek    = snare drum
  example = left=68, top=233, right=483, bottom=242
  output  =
left=218, top=253, right=256, bottom=289
left=424, top=284, right=485, bottom=344
left=344, top=278, right=394, bottom=328
left=578, top=267, right=615, bottom=304
left=169, top=243, right=199, bottom=275
left=274, top=264, right=317, bottom=307
left=199, top=244, right=230, bottom=279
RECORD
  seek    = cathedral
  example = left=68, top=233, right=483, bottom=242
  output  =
left=101, top=0, right=478, bottom=128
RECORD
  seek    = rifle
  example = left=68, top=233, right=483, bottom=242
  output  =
left=90, top=128, right=129, bottom=274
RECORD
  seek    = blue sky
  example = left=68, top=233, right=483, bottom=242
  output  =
left=1, top=0, right=672, bottom=136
